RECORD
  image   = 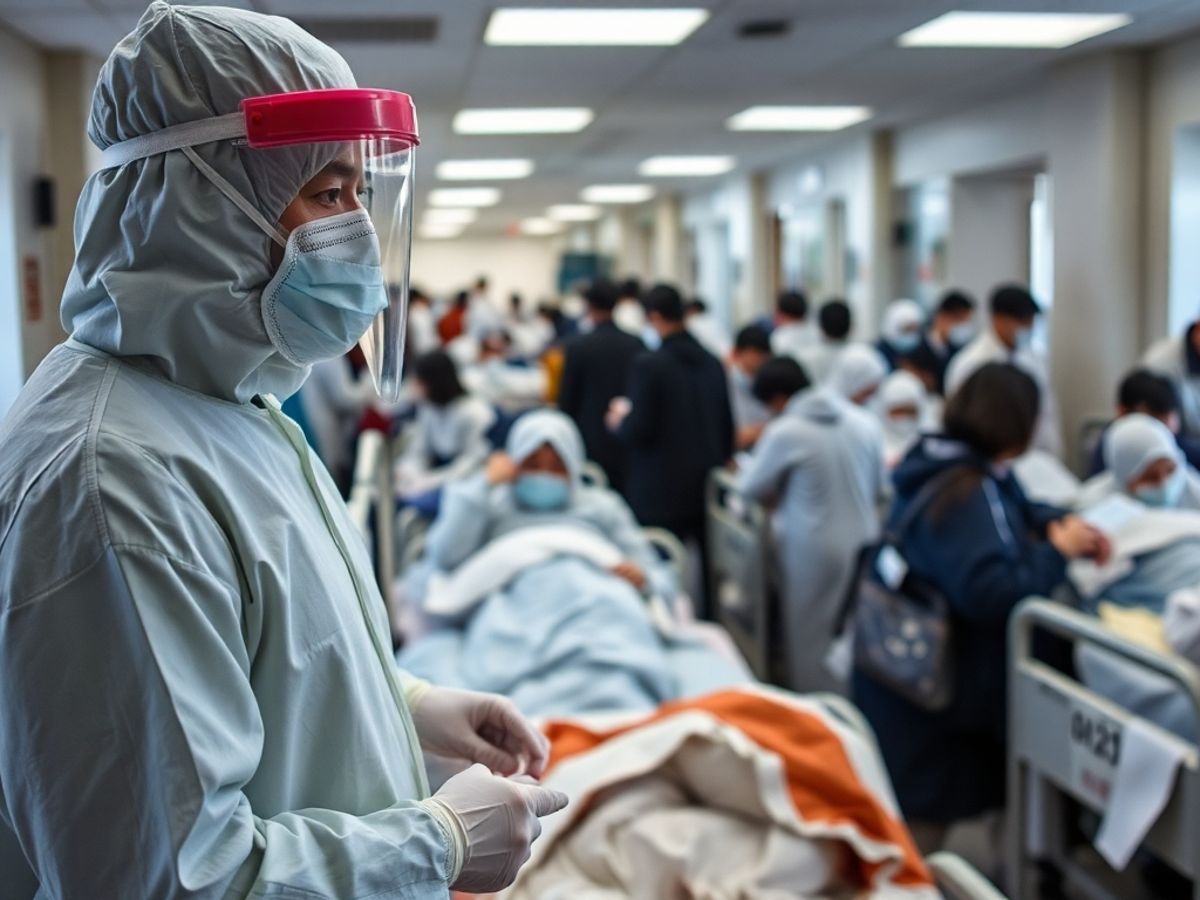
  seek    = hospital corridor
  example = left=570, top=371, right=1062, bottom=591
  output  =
left=5, top=2, right=1200, bottom=898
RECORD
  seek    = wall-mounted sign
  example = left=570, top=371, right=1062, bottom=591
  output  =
left=22, top=256, right=41, bottom=323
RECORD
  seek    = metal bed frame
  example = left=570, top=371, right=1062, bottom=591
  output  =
left=1007, top=599, right=1200, bottom=899
left=705, top=467, right=779, bottom=681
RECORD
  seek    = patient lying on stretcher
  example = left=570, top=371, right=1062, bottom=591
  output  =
left=1069, top=414, right=1200, bottom=738
left=397, top=410, right=749, bottom=717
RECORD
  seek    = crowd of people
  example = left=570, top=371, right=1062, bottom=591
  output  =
left=294, top=270, right=1200, bottom=883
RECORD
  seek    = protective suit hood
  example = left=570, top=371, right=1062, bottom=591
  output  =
left=506, top=410, right=586, bottom=490
left=62, top=2, right=357, bottom=403
left=1104, top=413, right=1182, bottom=486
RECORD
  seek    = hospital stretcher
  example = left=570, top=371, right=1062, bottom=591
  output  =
left=1008, top=599, right=1200, bottom=899
left=705, top=467, right=781, bottom=682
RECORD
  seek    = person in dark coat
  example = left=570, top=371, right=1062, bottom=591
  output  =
left=1086, top=368, right=1200, bottom=476
left=908, top=289, right=976, bottom=395
left=852, top=363, right=1109, bottom=852
left=557, top=278, right=645, bottom=491
left=611, top=284, right=734, bottom=615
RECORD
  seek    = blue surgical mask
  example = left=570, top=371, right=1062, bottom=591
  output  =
left=261, top=209, right=387, bottom=366
left=642, top=326, right=662, bottom=351
left=888, top=332, right=921, bottom=354
left=1013, top=326, right=1034, bottom=353
left=513, top=473, right=570, bottom=511
left=1136, top=467, right=1187, bottom=508
left=948, top=322, right=976, bottom=346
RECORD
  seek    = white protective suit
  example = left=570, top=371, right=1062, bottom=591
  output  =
left=424, top=410, right=677, bottom=602
left=737, top=390, right=885, bottom=692
left=0, top=5, right=459, bottom=896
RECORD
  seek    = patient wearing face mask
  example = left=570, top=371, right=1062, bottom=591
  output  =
left=423, top=410, right=675, bottom=599
left=1074, top=413, right=1200, bottom=615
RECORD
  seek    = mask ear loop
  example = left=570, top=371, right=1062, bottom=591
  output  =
left=181, top=146, right=289, bottom=248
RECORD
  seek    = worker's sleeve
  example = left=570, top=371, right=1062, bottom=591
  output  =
left=0, top=548, right=455, bottom=899
left=736, top=420, right=804, bottom=501
left=618, top=356, right=659, bottom=447
left=425, top=473, right=495, bottom=572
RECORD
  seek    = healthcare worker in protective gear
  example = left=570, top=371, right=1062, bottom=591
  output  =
left=0, top=4, right=565, bottom=898
left=876, top=299, right=925, bottom=371
left=739, top=356, right=886, bottom=692
left=826, top=343, right=891, bottom=407
left=426, top=410, right=678, bottom=600
left=1079, top=413, right=1200, bottom=510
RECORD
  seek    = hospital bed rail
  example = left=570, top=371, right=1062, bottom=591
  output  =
left=346, top=429, right=396, bottom=597
left=1007, top=598, right=1200, bottom=899
left=705, top=467, right=779, bottom=681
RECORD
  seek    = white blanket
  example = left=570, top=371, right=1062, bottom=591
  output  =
left=425, top=524, right=624, bottom=617
left=1070, top=499, right=1200, bottom=599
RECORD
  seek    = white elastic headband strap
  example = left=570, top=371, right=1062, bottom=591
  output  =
left=98, top=112, right=246, bottom=169
left=97, top=111, right=288, bottom=248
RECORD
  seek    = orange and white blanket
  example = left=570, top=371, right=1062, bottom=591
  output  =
left=495, top=686, right=937, bottom=899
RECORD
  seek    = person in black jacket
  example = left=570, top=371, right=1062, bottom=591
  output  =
left=610, top=284, right=734, bottom=616
left=852, top=363, right=1109, bottom=855
left=557, top=278, right=645, bottom=491
left=907, top=289, right=976, bottom=395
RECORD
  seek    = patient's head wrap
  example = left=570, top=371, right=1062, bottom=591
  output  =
left=827, top=344, right=889, bottom=402
left=1104, top=413, right=1181, bottom=487
left=877, top=370, right=926, bottom=415
left=507, top=410, right=586, bottom=488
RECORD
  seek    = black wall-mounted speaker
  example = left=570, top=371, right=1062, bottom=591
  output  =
left=33, top=177, right=55, bottom=229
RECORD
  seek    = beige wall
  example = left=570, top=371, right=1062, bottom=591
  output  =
left=410, top=235, right=564, bottom=309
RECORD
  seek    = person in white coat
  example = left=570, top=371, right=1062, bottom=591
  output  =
left=0, top=6, right=565, bottom=896
left=945, top=284, right=1062, bottom=457
left=770, top=290, right=816, bottom=359
left=738, top=356, right=885, bottom=692
left=1142, top=320, right=1200, bottom=438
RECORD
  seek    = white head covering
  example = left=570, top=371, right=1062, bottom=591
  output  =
left=506, top=409, right=586, bottom=488
left=827, top=344, right=889, bottom=401
left=1103, top=413, right=1181, bottom=487
left=881, top=299, right=924, bottom=345
left=877, top=370, right=927, bottom=416
left=63, top=2, right=357, bottom=403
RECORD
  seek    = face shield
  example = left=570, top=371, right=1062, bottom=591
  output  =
left=98, top=88, right=419, bottom=402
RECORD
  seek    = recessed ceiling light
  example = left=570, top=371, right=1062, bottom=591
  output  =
left=581, top=184, right=655, bottom=204
left=727, top=105, right=872, bottom=132
left=638, top=156, right=735, bottom=177
left=423, top=208, right=478, bottom=225
left=428, top=188, right=501, bottom=208
left=419, top=223, right=466, bottom=239
left=547, top=203, right=603, bottom=222
left=485, top=8, right=709, bottom=46
left=453, top=108, right=594, bottom=135
left=898, top=12, right=1131, bottom=49
left=436, top=159, right=534, bottom=181
left=520, top=217, right=565, bottom=236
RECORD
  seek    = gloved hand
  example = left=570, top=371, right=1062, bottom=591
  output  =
left=409, top=685, right=551, bottom=777
left=428, top=763, right=569, bottom=894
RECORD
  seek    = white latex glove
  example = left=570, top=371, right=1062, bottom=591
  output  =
left=427, top=763, right=569, bottom=894
left=409, top=685, right=551, bottom=777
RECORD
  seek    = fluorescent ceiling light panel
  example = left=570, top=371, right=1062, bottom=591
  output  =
left=485, top=8, right=709, bottom=46
left=520, top=217, right=565, bottom=235
left=727, top=105, right=872, bottom=132
left=428, top=188, right=501, bottom=208
left=581, top=184, right=656, bottom=204
left=419, top=223, right=466, bottom=239
left=423, top=208, right=478, bottom=225
left=436, top=159, right=534, bottom=180
left=898, top=12, right=1131, bottom=49
left=453, top=108, right=594, bottom=135
left=547, top=203, right=602, bottom=222
left=638, top=155, right=735, bottom=177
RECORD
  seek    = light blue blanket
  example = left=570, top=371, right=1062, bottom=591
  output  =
left=398, top=556, right=748, bottom=718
